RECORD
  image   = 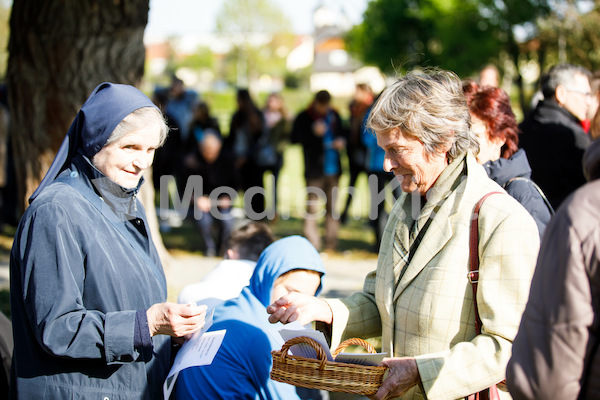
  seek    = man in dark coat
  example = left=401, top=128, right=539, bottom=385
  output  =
left=291, top=90, right=345, bottom=251
left=519, top=63, right=592, bottom=210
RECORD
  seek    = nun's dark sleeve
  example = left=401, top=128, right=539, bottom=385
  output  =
left=13, top=202, right=142, bottom=364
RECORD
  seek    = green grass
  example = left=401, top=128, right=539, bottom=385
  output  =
left=0, top=225, right=13, bottom=263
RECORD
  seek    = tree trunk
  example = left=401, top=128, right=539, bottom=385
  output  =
left=6, top=0, right=171, bottom=265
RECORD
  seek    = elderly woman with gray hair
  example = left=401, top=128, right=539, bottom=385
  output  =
left=268, top=69, right=540, bottom=399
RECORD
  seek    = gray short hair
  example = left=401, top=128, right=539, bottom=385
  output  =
left=542, top=63, right=592, bottom=99
left=106, top=106, right=169, bottom=147
left=367, top=68, right=479, bottom=161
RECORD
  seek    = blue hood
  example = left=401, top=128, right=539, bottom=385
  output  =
left=249, top=235, right=326, bottom=307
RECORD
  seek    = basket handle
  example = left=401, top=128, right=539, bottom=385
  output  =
left=279, top=336, right=328, bottom=370
left=332, top=337, right=377, bottom=357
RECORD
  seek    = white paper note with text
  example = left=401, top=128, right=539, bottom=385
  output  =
left=163, top=310, right=226, bottom=399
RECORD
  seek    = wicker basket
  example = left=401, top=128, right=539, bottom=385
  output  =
left=270, top=336, right=387, bottom=395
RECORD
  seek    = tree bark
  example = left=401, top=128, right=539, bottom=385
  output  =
left=6, top=0, right=171, bottom=265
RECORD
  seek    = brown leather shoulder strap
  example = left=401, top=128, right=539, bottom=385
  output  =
left=469, top=191, right=503, bottom=334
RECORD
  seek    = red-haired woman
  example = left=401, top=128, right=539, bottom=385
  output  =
left=464, top=81, right=553, bottom=237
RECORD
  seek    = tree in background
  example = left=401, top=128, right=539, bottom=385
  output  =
left=178, top=46, right=215, bottom=73
left=346, top=0, right=500, bottom=77
left=6, top=0, right=170, bottom=262
left=346, top=0, right=551, bottom=115
left=478, top=0, right=551, bottom=115
left=537, top=1, right=600, bottom=72
left=7, top=0, right=148, bottom=207
left=215, top=0, right=294, bottom=88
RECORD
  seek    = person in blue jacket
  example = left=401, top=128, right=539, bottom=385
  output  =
left=9, top=82, right=207, bottom=399
left=175, top=235, right=326, bottom=400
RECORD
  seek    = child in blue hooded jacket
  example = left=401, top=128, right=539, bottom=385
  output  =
left=176, top=235, right=326, bottom=400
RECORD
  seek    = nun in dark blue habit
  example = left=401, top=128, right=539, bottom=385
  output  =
left=175, top=235, right=326, bottom=400
left=9, top=82, right=207, bottom=399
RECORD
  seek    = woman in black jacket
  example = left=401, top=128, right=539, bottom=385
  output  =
left=464, top=81, right=553, bottom=237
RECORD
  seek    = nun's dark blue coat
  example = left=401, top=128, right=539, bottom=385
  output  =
left=10, top=154, right=170, bottom=399
left=9, top=82, right=170, bottom=399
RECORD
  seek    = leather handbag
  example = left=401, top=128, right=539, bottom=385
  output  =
left=466, top=192, right=503, bottom=400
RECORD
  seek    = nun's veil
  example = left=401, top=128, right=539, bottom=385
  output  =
left=29, top=82, right=158, bottom=203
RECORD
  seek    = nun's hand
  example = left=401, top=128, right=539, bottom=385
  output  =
left=147, top=303, right=207, bottom=337
left=267, top=292, right=332, bottom=326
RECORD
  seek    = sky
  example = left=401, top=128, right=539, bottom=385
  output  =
left=144, top=0, right=369, bottom=42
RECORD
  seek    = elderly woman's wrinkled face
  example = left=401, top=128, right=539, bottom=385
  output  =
left=377, top=128, right=449, bottom=196
left=92, top=123, right=161, bottom=188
